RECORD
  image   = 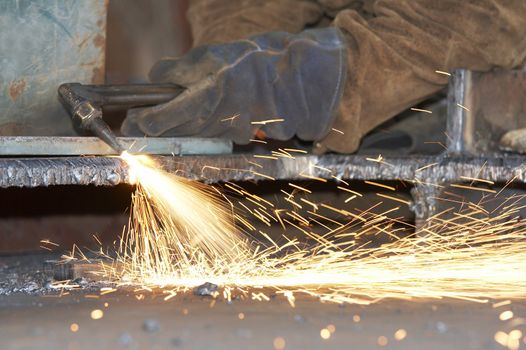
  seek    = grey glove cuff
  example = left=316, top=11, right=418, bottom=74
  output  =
left=122, top=27, right=348, bottom=143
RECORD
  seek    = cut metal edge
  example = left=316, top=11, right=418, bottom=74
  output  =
left=0, top=136, right=233, bottom=156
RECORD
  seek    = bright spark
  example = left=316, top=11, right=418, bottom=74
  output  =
left=435, top=70, right=451, bottom=76
left=251, top=118, right=285, bottom=125
left=410, top=107, right=433, bottom=114
left=456, top=103, right=470, bottom=112
left=90, top=309, right=104, bottom=320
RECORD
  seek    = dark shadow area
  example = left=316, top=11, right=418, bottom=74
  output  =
left=0, top=185, right=134, bottom=254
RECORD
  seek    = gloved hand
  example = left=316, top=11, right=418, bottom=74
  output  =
left=121, top=27, right=348, bottom=144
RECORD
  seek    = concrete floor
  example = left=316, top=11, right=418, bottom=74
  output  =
left=0, top=291, right=520, bottom=350
left=0, top=254, right=521, bottom=350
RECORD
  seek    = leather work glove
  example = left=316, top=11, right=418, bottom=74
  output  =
left=121, top=27, right=347, bottom=144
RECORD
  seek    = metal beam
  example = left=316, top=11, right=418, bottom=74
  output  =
left=0, top=154, right=524, bottom=188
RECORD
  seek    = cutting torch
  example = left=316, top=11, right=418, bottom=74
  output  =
left=58, top=83, right=182, bottom=153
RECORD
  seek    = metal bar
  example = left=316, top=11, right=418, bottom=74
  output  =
left=0, top=137, right=232, bottom=156
left=446, top=70, right=471, bottom=155
left=0, top=154, right=524, bottom=188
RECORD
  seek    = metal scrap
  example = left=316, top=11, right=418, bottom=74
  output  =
left=193, top=282, right=218, bottom=296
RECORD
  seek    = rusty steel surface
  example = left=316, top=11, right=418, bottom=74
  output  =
left=0, top=0, right=107, bottom=136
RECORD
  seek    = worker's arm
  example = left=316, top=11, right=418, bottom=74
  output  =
left=185, top=0, right=323, bottom=46
left=321, top=0, right=526, bottom=152
left=121, top=0, right=526, bottom=153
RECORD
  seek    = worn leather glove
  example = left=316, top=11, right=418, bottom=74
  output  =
left=121, top=27, right=347, bottom=144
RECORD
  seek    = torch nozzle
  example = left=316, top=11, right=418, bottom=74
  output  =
left=58, top=83, right=123, bottom=154
left=89, top=116, right=124, bottom=154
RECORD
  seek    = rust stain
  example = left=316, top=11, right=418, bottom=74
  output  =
left=92, top=66, right=105, bottom=84
left=93, top=33, right=105, bottom=48
left=8, top=79, right=26, bottom=101
left=91, top=0, right=107, bottom=84
left=0, top=122, right=30, bottom=135
left=92, top=31, right=106, bottom=84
